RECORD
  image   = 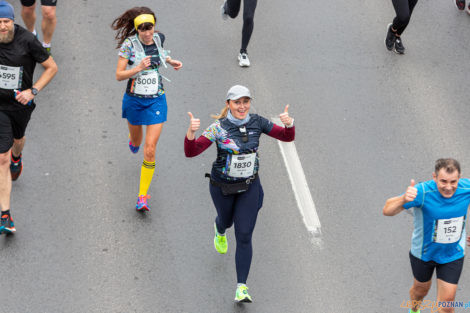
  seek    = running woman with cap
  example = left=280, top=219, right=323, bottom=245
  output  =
left=0, top=0, right=57, bottom=234
left=20, top=0, right=57, bottom=55
left=383, top=158, right=470, bottom=313
left=112, top=6, right=182, bottom=212
left=384, top=0, right=418, bottom=54
left=184, top=85, right=295, bottom=302
left=220, top=0, right=257, bottom=67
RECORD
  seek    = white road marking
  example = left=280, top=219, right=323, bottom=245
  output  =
left=272, top=118, right=322, bottom=237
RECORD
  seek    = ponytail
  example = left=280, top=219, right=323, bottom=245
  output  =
left=211, top=105, right=229, bottom=120
left=111, top=7, right=156, bottom=48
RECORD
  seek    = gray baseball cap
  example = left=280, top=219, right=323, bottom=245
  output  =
left=226, top=85, right=251, bottom=100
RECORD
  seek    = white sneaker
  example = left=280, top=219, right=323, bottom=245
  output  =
left=238, top=53, right=250, bottom=67
left=221, top=1, right=228, bottom=20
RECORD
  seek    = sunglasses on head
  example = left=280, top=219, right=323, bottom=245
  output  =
left=138, top=22, right=154, bottom=31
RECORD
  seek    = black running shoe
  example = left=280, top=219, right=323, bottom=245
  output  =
left=455, top=0, right=465, bottom=10
left=10, top=154, right=22, bottom=181
left=0, top=214, right=16, bottom=235
left=385, top=23, right=396, bottom=51
left=394, top=37, right=405, bottom=54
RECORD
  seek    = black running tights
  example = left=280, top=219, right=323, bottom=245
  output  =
left=391, top=0, right=418, bottom=35
left=225, top=0, right=258, bottom=53
left=210, top=177, right=264, bottom=284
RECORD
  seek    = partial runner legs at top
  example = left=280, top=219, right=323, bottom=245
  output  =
left=385, top=0, right=418, bottom=54
left=20, top=0, right=57, bottom=55
left=221, top=0, right=258, bottom=67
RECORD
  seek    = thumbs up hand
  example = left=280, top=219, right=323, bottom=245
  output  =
left=404, top=179, right=418, bottom=202
left=187, top=112, right=200, bottom=140
left=279, top=104, right=293, bottom=127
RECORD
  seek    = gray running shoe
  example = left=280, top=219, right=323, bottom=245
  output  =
left=394, top=37, right=405, bottom=54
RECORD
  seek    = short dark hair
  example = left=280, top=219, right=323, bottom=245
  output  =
left=435, top=158, right=461, bottom=175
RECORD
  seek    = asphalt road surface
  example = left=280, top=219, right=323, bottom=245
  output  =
left=1, top=0, right=469, bottom=312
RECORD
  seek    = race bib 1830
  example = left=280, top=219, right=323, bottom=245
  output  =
left=228, top=153, right=256, bottom=178
left=433, top=216, right=464, bottom=244
left=0, top=65, right=21, bottom=90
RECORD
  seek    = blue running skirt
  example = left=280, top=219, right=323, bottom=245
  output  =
left=122, top=93, right=167, bottom=125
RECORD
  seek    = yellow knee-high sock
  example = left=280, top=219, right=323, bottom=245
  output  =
left=139, top=160, right=155, bottom=196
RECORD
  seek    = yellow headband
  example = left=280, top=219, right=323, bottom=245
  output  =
left=134, top=14, right=155, bottom=30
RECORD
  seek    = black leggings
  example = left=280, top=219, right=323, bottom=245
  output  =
left=391, top=0, right=418, bottom=35
left=210, top=176, right=264, bottom=284
left=225, top=0, right=258, bottom=53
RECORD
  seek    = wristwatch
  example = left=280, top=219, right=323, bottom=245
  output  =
left=31, top=87, right=38, bottom=96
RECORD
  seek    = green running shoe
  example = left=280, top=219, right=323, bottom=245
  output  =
left=234, top=285, right=252, bottom=303
left=214, top=222, right=227, bottom=254
left=409, top=310, right=420, bottom=313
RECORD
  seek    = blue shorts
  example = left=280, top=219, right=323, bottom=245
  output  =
left=122, top=93, right=167, bottom=125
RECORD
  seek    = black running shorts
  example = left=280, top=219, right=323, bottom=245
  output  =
left=409, top=251, right=464, bottom=284
left=0, top=109, right=33, bottom=153
left=20, top=0, right=57, bottom=7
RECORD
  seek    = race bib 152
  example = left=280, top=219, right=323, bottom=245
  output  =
left=433, top=216, right=464, bottom=244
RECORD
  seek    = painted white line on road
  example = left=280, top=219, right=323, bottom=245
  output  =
left=272, top=118, right=322, bottom=237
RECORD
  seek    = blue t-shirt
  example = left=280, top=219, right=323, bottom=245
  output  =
left=403, top=178, right=470, bottom=263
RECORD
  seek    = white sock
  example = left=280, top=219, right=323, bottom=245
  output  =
left=42, top=42, right=51, bottom=48
left=32, top=29, right=37, bottom=36
left=237, top=283, right=246, bottom=288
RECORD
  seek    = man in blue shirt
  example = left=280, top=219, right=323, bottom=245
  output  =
left=383, top=158, right=470, bottom=313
